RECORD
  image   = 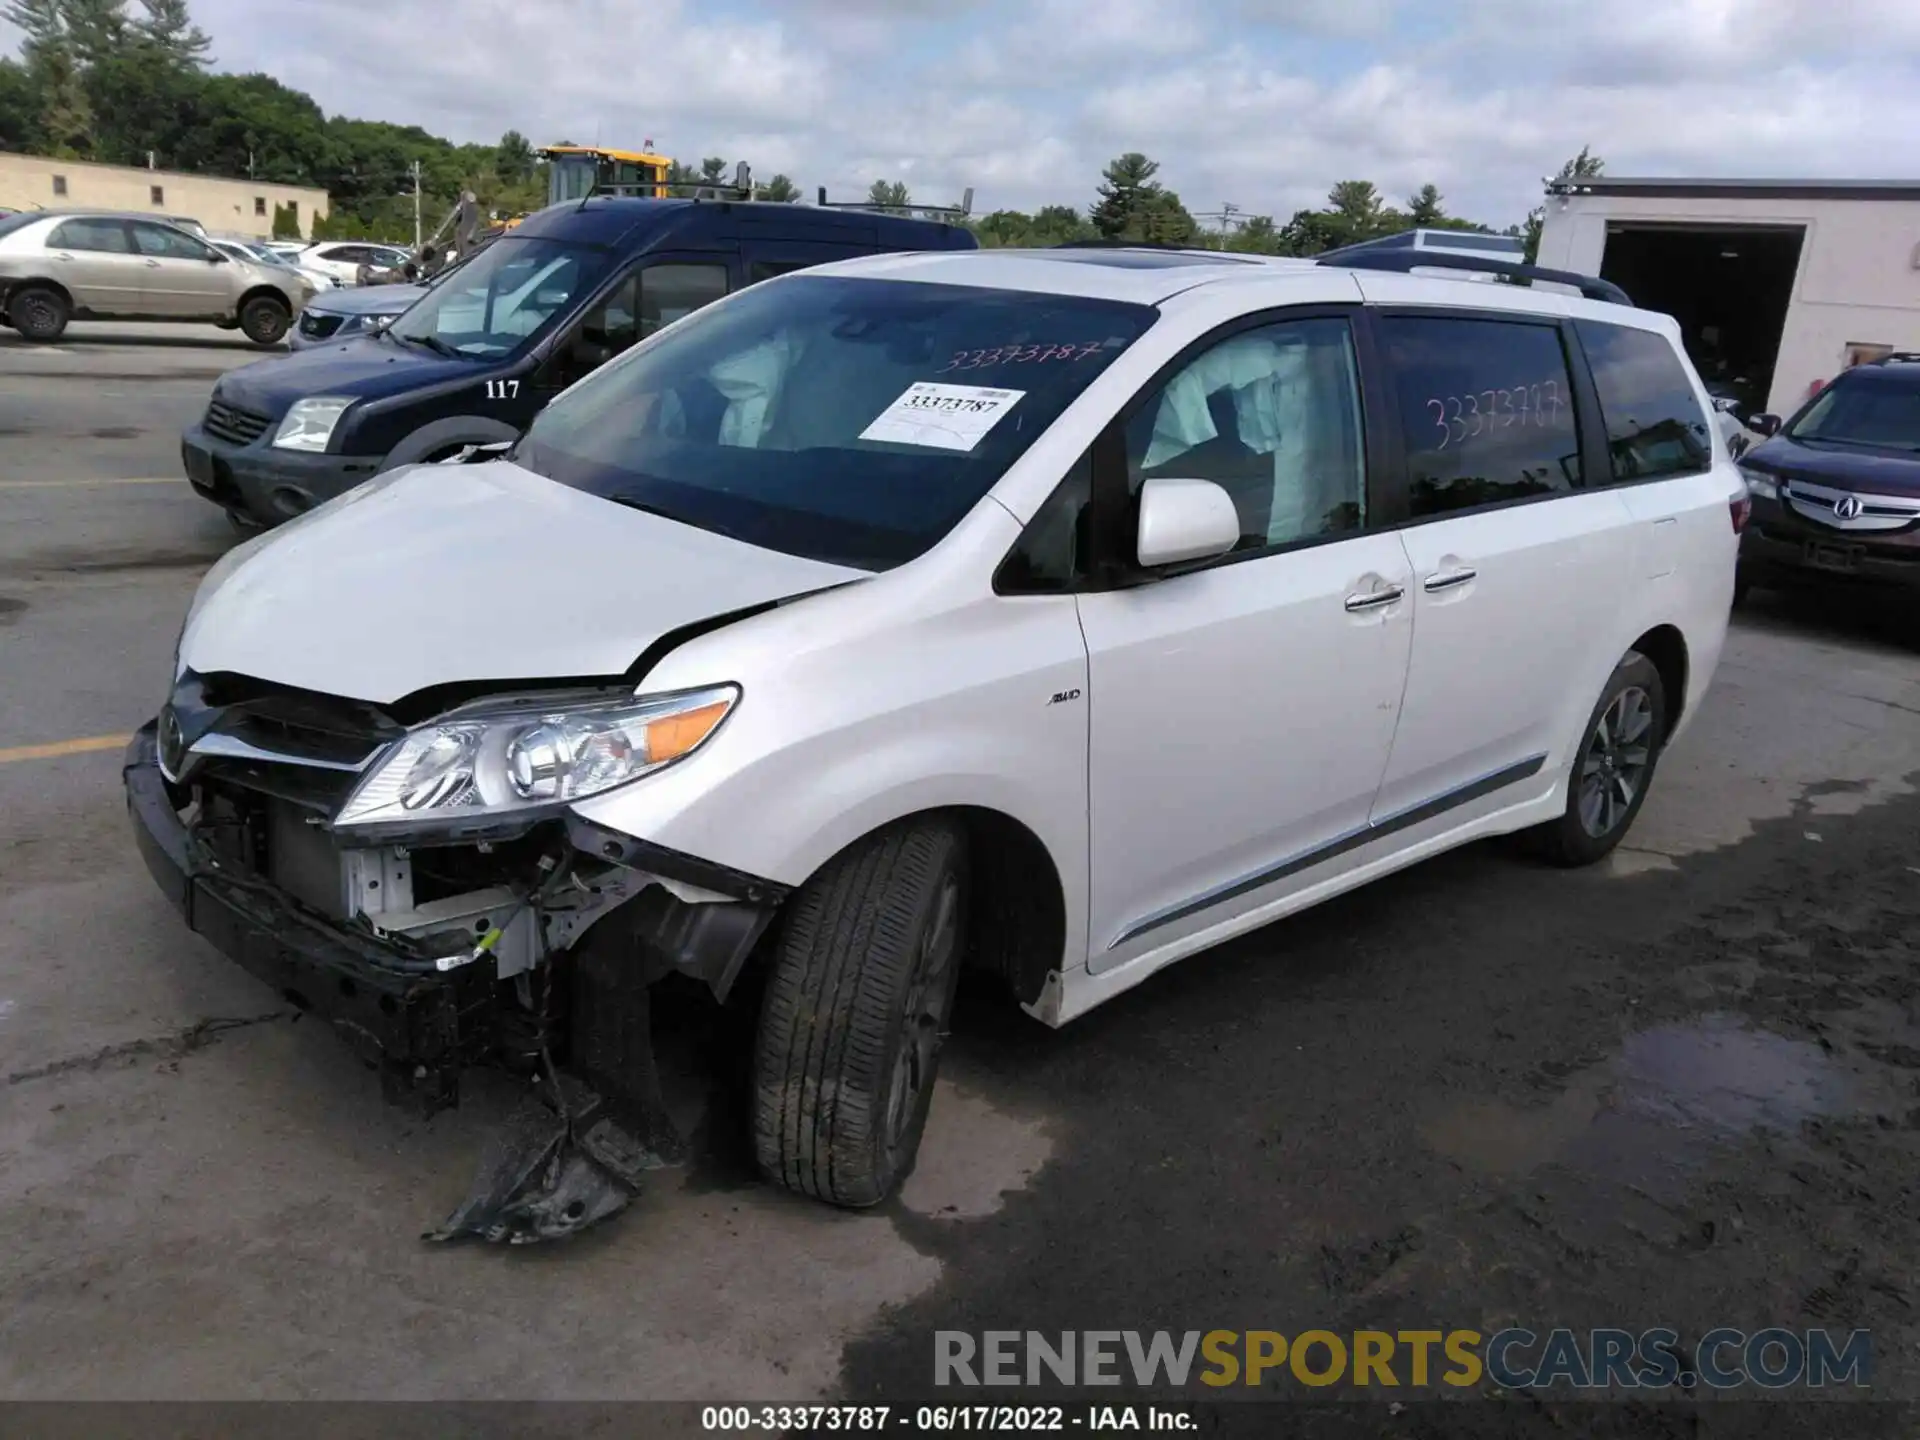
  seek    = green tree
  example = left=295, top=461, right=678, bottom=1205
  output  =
left=1277, top=207, right=1346, bottom=256
left=1088, top=151, right=1161, bottom=239
left=1226, top=213, right=1280, bottom=253
left=57, top=0, right=127, bottom=68
left=4, top=0, right=92, bottom=155
left=1326, top=179, right=1385, bottom=241
left=495, top=129, right=534, bottom=183
left=755, top=172, right=799, bottom=203
left=271, top=200, right=301, bottom=239
left=0, top=56, right=36, bottom=150
left=867, top=179, right=910, bottom=215
left=699, top=155, right=727, bottom=185
left=1407, top=183, right=1444, bottom=228
left=133, top=0, right=210, bottom=65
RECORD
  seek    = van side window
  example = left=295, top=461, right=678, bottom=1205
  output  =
left=997, top=453, right=1092, bottom=593
left=1379, top=314, right=1582, bottom=516
left=1575, top=320, right=1714, bottom=483
left=640, top=263, right=728, bottom=337
left=1122, top=316, right=1367, bottom=553
left=748, top=260, right=813, bottom=284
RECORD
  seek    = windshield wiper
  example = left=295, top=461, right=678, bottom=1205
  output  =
left=390, top=330, right=464, bottom=360
left=606, top=495, right=684, bottom=524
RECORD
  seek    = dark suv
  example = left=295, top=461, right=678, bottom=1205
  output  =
left=1736, top=355, right=1920, bottom=599
left=181, top=197, right=977, bottom=527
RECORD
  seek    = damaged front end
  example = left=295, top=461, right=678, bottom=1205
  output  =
left=124, top=671, right=787, bottom=1245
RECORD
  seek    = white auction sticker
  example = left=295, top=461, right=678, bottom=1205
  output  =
left=859, top=382, right=1026, bottom=452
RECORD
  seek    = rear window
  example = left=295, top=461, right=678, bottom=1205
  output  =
left=1575, top=320, right=1713, bottom=481
left=516, top=275, right=1156, bottom=570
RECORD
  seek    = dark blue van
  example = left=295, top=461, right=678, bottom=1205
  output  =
left=182, top=198, right=978, bottom=526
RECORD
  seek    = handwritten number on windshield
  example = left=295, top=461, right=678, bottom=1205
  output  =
left=938, top=341, right=1105, bottom=372
left=1427, top=379, right=1563, bottom=450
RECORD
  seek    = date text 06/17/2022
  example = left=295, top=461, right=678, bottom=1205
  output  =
left=699, top=1404, right=1195, bottom=1432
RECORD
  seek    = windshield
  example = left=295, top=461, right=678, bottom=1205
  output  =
left=515, top=274, right=1157, bottom=570
left=387, top=236, right=606, bottom=358
left=0, top=211, right=43, bottom=241
left=1787, top=373, right=1920, bottom=452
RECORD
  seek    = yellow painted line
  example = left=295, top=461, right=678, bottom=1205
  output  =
left=0, top=734, right=131, bottom=765
left=0, top=476, right=183, bottom=490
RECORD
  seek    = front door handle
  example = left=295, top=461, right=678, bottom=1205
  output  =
left=1423, top=567, right=1478, bottom=593
left=1344, top=585, right=1406, bottom=613
left=145, top=259, right=163, bottom=268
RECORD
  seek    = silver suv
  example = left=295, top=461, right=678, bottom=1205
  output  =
left=0, top=209, right=313, bottom=346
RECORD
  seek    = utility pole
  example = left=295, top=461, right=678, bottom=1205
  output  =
left=412, top=160, right=423, bottom=249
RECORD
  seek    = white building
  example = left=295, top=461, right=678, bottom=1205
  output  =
left=1535, top=177, right=1920, bottom=420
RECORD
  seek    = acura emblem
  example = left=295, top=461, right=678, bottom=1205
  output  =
left=1833, top=494, right=1864, bottom=521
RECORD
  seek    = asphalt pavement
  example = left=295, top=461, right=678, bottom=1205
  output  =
left=2, top=322, right=1919, bottom=1432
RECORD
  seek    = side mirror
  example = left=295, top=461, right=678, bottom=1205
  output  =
left=207, top=251, right=227, bottom=263
left=1136, top=477, right=1239, bottom=568
left=1750, top=413, right=1782, bottom=437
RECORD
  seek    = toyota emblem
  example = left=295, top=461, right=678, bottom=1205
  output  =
left=1833, top=494, right=1864, bottom=521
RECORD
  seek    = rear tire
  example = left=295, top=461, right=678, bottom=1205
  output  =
left=239, top=295, right=290, bottom=347
left=752, top=817, right=969, bottom=1208
left=8, top=285, right=69, bottom=342
left=1528, top=652, right=1667, bottom=868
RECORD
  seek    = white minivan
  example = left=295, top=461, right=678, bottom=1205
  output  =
left=127, top=244, right=1742, bottom=1242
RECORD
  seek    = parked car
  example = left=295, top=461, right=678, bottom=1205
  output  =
left=182, top=196, right=978, bottom=527
left=289, top=276, right=427, bottom=349
left=1734, top=352, right=1920, bottom=601
left=209, top=237, right=340, bottom=296
left=129, top=242, right=1739, bottom=1243
left=297, top=241, right=415, bottom=286
left=0, top=209, right=313, bottom=344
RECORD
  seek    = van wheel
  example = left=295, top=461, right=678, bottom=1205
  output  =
left=752, top=817, right=968, bottom=1208
left=8, top=285, right=69, bottom=342
left=239, top=296, right=290, bottom=346
left=1529, top=652, right=1667, bottom=868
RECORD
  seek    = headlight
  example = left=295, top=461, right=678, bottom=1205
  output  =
left=273, top=396, right=355, bottom=452
left=1738, top=465, right=1778, bottom=500
left=334, top=684, right=739, bottom=830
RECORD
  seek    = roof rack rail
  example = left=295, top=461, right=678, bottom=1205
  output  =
left=1052, top=238, right=1189, bottom=251
left=1879, top=351, right=1920, bottom=364
left=815, top=186, right=975, bottom=221
left=1314, top=247, right=1632, bottom=306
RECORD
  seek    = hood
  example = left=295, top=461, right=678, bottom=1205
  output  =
left=216, top=334, right=477, bottom=417
left=178, top=459, right=865, bottom=706
left=1745, top=435, right=1920, bottom=494
left=307, top=283, right=427, bottom=318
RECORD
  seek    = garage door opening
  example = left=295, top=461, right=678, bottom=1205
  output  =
left=1598, top=224, right=1804, bottom=421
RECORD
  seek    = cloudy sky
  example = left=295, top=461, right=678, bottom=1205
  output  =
left=10, top=0, right=1920, bottom=228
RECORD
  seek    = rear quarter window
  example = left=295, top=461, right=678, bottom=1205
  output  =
left=1575, top=320, right=1714, bottom=482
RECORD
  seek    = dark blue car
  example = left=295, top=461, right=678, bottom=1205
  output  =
left=1735, top=354, right=1920, bottom=600
left=182, top=197, right=978, bottom=527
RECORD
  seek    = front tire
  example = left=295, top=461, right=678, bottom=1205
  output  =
left=1530, top=652, right=1666, bottom=868
left=239, top=295, right=290, bottom=347
left=752, top=817, right=969, bottom=1208
left=8, top=285, right=70, bottom=342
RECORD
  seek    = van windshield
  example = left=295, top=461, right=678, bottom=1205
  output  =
left=513, top=274, right=1157, bottom=570
left=387, top=236, right=607, bottom=359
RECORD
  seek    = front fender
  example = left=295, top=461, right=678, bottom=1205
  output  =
left=380, top=415, right=522, bottom=471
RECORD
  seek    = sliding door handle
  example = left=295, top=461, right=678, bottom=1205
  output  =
left=1344, top=585, right=1405, bottom=613
left=1422, top=567, right=1478, bottom=593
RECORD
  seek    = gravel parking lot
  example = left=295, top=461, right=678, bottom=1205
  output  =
left=3, top=323, right=1919, bottom=1426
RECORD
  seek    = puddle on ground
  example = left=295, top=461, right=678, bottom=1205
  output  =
left=1424, top=1014, right=1864, bottom=1199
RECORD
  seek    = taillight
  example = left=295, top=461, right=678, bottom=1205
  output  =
left=1729, top=494, right=1752, bottom=534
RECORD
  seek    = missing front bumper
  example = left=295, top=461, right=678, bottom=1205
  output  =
left=124, top=721, right=789, bottom=1244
